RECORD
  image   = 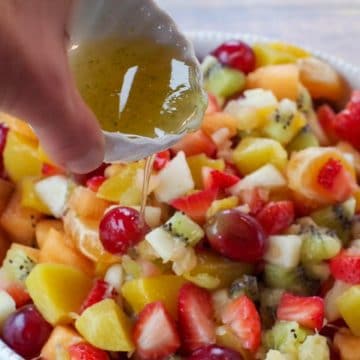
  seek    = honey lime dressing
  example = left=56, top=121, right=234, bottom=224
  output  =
left=69, top=37, right=205, bottom=138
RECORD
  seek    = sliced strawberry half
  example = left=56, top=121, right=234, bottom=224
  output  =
left=68, top=342, right=109, bottom=360
left=133, top=301, right=180, bottom=360
left=256, top=201, right=295, bottom=235
left=86, top=175, right=106, bottom=192
left=171, top=188, right=218, bottom=223
left=277, top=292, right=324, bottom=330
left=221, top=295, right=261, bottom=353
left=153, top=150, right=171, bottom=171
left=178, top=283, right=216, bottom=353
left=203, top=169, right=240, bottom=191
left=330, top=249, right=360, bottom=284
left=240, top=188, right=269, bottom=215
left=317, top=158, right=343, bottom=190
left=80, top=279, right=117, bottom=314
left=317, top=104, right=338, bottom=142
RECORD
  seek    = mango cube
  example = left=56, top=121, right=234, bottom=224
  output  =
left=75, top=299, right=134, bottom=352
left=121, top=275, right=187, bottom=318
left=338, top=285, right=360, bottom=336
left=25, top=263, right=92, bottom=325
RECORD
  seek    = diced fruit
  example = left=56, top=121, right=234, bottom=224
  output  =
left=221, top=295, right=261, bottom=352
left=334, top=328, right=360, bottom=360
left=164, top=212, right=204, bottom=246
left=300, top=224, right=341, bottom=264
left=145, top=227, right=178, bottom=263
left=256, top=201, right=295, bottom=235
left=259, top=288, right=284, bottom=328
left=0, top=290, right=16, bottom=328
left=212, top=40, right=256, bottom=74
left=172, top=130, right=216, bottom=158
left=239, top=187, right=268, bottom=214
left=80, top=279, right=117, bottom=314
left=68, top=342, right=109, bottom=360
left=201, top=112, right=238, bottom=138
left=187, top=154, right=225, bottom=188
left=104, top=264, right=124, bottom=293
left=99, top=206, right=148, bottom=255
left=287, top=126, right=319, bottom=152
left=130, top=206, right=162, bottom=228
left=330, top=249, right=360, bottom=284
left=206, top=196, right=239, bottom=218
left=153, top=150, right=171, bottom=171
left=41, top=325, right=83, bottom=360
left=264, top=235, right=302, bottom=269
left=337, top=285, right=360, bottom=336
left=0, top=178, right=14, bottom=214
left=121, top=275, right=187, bottom=318
left=41, top=163, right=64, bottom=177
left=205, top=209, right=267, bottom=262
left=298, top=334, right=330, bottom=360
left=171, top=188, right=218, bottom=223
left=188, top=344, right=244, bottom=360
left=75, top=299, right=134, bottom=352
left=203, top=169, right=240, bottom=190
left=324, top=280, right=351, bottom=322
left=0, top=113, right=36, bottom=141
left=277, top=292, right=324, bottom=330
left=35, top=175, right=72, bottom=218
left=2, top=304, right=52, bottom=359
left=25, top=263, right=92, bottom=325
left=20, top=177, right=51, bottom=215
left=3, top=130, right=42, bottom=182
left=206, top=93, right=221, bottom=114
left=0, top=188, right=43, bottom=245
left=246, top=64, right=300, bottom=101
left=85, top=175, right=106, bottom=193
left=232, top=137, right=288, bottom=175
left=298, top=57, right=346, bottom=102
left=133, top=301, right=180, bottom=359
left=264, top=350, right=288, bottom=360
left=178, top=283, right=216, bottom=352
left=35, top=219, right=63, bottom=248
left=317, top=104, right=338, bottom=142
left=154, top=152, right=195, bottom=203
left=229, top=275, right=259, bottom=301
left=264, top=321, right=309, bottom=357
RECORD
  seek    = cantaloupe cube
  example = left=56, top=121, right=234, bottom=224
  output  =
left=36, top=219, right=64, bottom=249
left=0, top=178, right=14, bottom=215
left=75, top=299, right=134, bottom=352
left=201, top=113, right=238, bottom=137
left=246, top=64, right=300, bottom=101
left=68, top=186, right=110, bottom=221
left=39, top=229, right=94, bottom=275
left=0, top=188, right=44, bottom=245
left=121, top=275, right=187, bottom=318
left=25, top=263, right=93, bottom=325
left=41, top=325, right=83, bottom=360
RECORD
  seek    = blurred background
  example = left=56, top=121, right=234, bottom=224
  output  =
left=157, top=0, right=359, bottom=65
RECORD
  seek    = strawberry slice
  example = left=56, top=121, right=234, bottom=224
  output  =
left=277, top=292, right=324, bottom=330
left=317, top=104, right=338, bottom=142
left=240, top=188, right=269, bottom=214
left=256, top=201, right=295, bottom=235
left=133, top=301, right=180, bottom=360
left=330, top=249, right=360, bottom=284
left=206, top=93, right=221, bottom=115
left=68, top=342, right=109, bottom=360
left=86, top=175, right=106, bottom=192
left=178, top=283, right=216, bottom=353
left=221, top=295, right=261, bottom=352
left=4, top=283, right=31, bottom=308
left=153, top=150, right=171, bottom=171
left=203, top=169, right=240, bottom=190
left=171, top=188, right=218, bottom=223
left=80, top=279, right=117, bottom=314
left=42, top=163, right=65, bottom=176
left=171, top=130, right=217, bottom=158
left=317, top=158, right=343, bottom=190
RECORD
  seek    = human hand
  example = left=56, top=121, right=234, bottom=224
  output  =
left=0, top=0, right=104, bottom=173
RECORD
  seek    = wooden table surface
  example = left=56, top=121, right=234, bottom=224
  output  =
left=156, top=0, right=360, bottom=66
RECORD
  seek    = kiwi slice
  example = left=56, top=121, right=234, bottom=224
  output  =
left=297, top=86, right=313, bottom=115
left=260, top=288, right=285, bottom=328
left=163, top=212, right=204, bottom=247
left=287, top=126, right=319, bottom=152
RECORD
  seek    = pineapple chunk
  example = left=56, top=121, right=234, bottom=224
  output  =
left=298, top=334, right=330, bottom=360
left=325, top=280, right=352, bottom=322
left=334, top=328, right=360, bottom=360
left=75, top=299, right=134, bottom=352
left=121, top=275, right=187, bottom=318
left=233, top=137, right=288, bottom=175
left=0, top=113, right=37, bottom=141
left=25, top=263, right=92, bottom=325
left=3, top=130, right=42, bottom=182
left=337, top=285, right=360, bottom=335
left=206, top=196, right=239, bottom=218
left=21, top=177, right=51, bottom=215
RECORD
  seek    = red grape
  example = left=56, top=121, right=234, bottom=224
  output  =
left=212, top=40, right=256, bottom=74
left=205, top=209, right=267, bottom=262
left=187, top=345, right=243, bottom=360
left=2, top=305, right=52, bottom=359
left=99, top=206, right=149, bottom=255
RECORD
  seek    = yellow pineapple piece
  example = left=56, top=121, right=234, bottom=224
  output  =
left=0, top=113, right=37, bottom=141
left=41, top=325, right=83, bottom=360
left=75, top=299, right=134, bottom=352
left=36, top=219, right=64, bottom=248
left=39, top=228, right=94, bottom=275
left=233, top=137, right=288, bottom=174
left=0, top=178, right=14, bottom=215
left=187, top=154, right=225, bottom=188
left=0, top=188, right=44, bottom=245
left=25, top=263, right=92, bottom=325
left=206, top=196, right=239, bottom=218
left=337, top=285, right=360, bottom=336
left=3, top=130, right=42, bottom=182
left=68, top=186, right=111, bottom=221
left=20, top=177, right=51, bottom=215
left=121, top=275, right=187, bottom=318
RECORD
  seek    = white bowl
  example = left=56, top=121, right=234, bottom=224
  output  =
left=2, top=30, right=360, bottom=360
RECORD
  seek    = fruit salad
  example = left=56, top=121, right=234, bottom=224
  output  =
left=0, top=39, right=359, bottom=360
